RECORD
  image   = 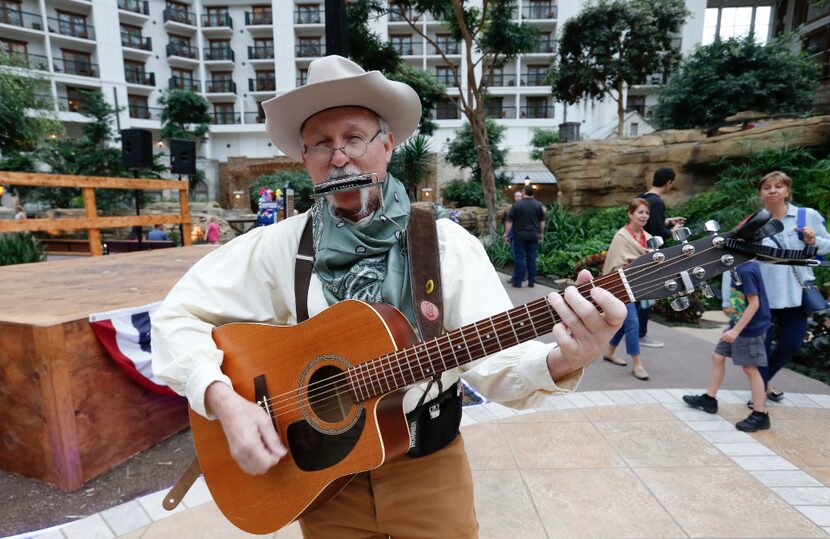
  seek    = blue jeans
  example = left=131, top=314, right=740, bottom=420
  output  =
left=609, top=303, right=640, bottom=356
left=637, top=301, right=650, bottom=338
left=511, top=239, right=538, bottom=285
left=761, top=307, right=808, bottom=389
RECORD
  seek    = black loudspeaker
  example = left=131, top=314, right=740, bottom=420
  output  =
left=121, top=129, right=153, bottom=169
left=325, top=0, right=348, bottom=56
left=170, top=138, right=196, bottom=175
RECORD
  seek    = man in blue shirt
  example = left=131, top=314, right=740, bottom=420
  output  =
left=148, top=224, right=170, bottom=241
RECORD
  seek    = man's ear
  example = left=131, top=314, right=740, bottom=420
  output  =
left=383, top=132, right=395, bottom=163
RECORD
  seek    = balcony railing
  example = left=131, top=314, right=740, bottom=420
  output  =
left=206, top=79, right=236, bottom=93
left=435, top=73, right=458, bottom=87
left=388, top=7, right=420, bottom=22
left=48, top=16, right=95, bottom=40
left=243, top=111, right=266, bottom=124
left=433, top=42, right=460, bottom=55
left=0, top=8, right=43, bottom=30
left=484, top=106, right=516, bottom=119
left=57, top=95, right=84, bottom=112
left=391, top=41, right=422, bottom=55
left=117, top=0, right=149, bottom=16
left=520, top=104, right=554, bottom=119
left=248, top=46, right=274, bottom=60
left=163, top=7, right=195, bottom=26
left=169, top=76, right=200, bottom=91
left=202, top=13, right=232, bottom=28
left=0, top=52, right=48, bottom=70
left=296, top=75, right=307, bottom=86
left=125, top=69, right=155, bottom=86
left=245, top=11, right=272, bottom=25
left=53, top=57, right=99, bottom=77
left=435, top=106, right=460, bottom=120
left=128, top=105, right=162, bottom=120
left=521, top=4, right=557, bottom=19
left=211, top=111, right=240, bottom=124
left=121, top=33, right=152, bottom=51
left=483, top=73, right=518, bottom=87
left=249, top=78, right=276, bottom=91
left=531, top=39, right=555, bottom=54
left=295, top=42, right=323, bottom=57
left=522, top=72, right=549, bottom=86
left=295, top=9, right=323, bottom=24
left=204, top=46, right=234, bottom=61
left=166, top=42, right=197, bottom=59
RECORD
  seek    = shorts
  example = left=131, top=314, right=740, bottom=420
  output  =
left=714, top=333, right=768, bottom=367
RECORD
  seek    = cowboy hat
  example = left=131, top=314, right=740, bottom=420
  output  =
left=261, top=55, right=422, bottom=162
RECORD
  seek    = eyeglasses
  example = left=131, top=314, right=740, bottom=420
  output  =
left=304, top=130, right=383, bottom=164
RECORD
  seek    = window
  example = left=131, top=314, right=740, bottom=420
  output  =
left=526, top=0, right=553, bottom=19
left=0, top=0, right=22, bottom=26
left=390, top=34, right=414, bottom=55
left=120, top=24, right=143, bottom=49
left=297, top=37, right=321, bottom=56
left=250, top=5, right=272, bottom=25
left=256, top=101, right=266, bottom=123
left=537, top=33, right=553, bottom=53
left=171, top=67, right=195, bottom=90
left=252, top=38, right=273, bottom=58
left=525, top=65, right=548, bottom=86
left=0, top=38, right=26, bottom=54
left=805, top=25, right=830, bottom=79
left=626, top=95, right=646, bottom=116
left=435, top=65, right=456, bottom=86
left=296, top=4, right=320, bottom=24
left=168, top=34, right=193, bottom=57
left=57, top=10, right=89, bottom=39
left=165, top=1, right=191, bottom=24
left=297, top=67, right=308, bottom=86
left=205, top=6, right=228, bottom=26
left=434, top=34, right=458, bottom=55
left=207, top=39, right=231, bottom=60
left=209, top=71, right=233, bottom=92
left=62, top=49, right=93, bottom=76
left=484, top=65, right=505, bottom=86
left=435, top=97, right=458, bottom=120
left=213, top=102, right=236, bottom=124
left=525, top=96, right=549, bottom=118
left=128, top=94, right=149, bottom=119
left=484, top=97, right=504, bottom=118
left=65, top=86, right=85, bottom=112
left=629, top=122, right=639, bottom=136
left=124, top=59, right=145, bottom=83
left=702, top=5, right=773, bottom=45
left=255, top=69, right=275, bottom=90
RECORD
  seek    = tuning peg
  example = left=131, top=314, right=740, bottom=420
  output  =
left=646, top=236, right=664, bottom=250
left=704, top=220, right=720, bottom=234
left=670, top=296, right=691, bottom=311
left=699, top=284, right=714, bottom=299
left=672, top=227, right=691, bottom=243
left=730, top=268, right=742, bottom=286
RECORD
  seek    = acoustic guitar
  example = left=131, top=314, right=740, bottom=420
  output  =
left=189, top=210, right=816, bottom=534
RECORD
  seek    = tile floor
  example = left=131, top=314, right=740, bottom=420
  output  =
left=17, top=389, right=830, bottom=539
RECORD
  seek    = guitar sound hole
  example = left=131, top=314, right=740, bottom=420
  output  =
left=307, top=365, right=355, bottom=423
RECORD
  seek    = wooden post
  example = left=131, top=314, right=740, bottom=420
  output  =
left=180, top=187, right=192, bottom=246
left=82, top=187, right=103, bottom=256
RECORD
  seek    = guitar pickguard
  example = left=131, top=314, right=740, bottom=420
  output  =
left=287, top=409, right=366, bottom=472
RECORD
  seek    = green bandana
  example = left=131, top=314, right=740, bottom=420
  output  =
left=311, top=174, right=448, bottom=334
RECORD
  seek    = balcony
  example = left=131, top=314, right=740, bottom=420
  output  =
left=211, top=111, right=240, bottom=124
left=484, top=106, right=516, bottom=119
left=296, top=75, right=307, bottom=86
left=388, top=7, right=420, bottom=22
left=391, top=41, right=422, bottom=56
left=435, top=73, right=458, bottom=87
left=295, top=42, right=323, bottom=58
left=434, top=106, right=459, bottom=120
left=0, top=51, right=48, bottom=70
left=166, top=42, right=198, bottom=59
left=520, top=104, right=554, bottom=119
left=248, top=46, right=274, bottom=60
left=169, top=76, right=200, bottom=91
left=0, top=8, right=44, bottom=31
left=521, top=4, right=557, bottom=20
left=243, top=111, right=266, bottom=124
left=522, top=72, right=549, bottom=86
left=202, top=13, right=232, bottom=29
left=249, top=78, right=276, bottom=92
left=117, top=0, right=149, bottom=16
left=484, top=73, right=518, bottom=87
left=128, top=105, right=162, bottom=120
left=163, top=7, right=195, bottom=26
left=125, top=69, right=155, bottom=86
left=57, top=95, right=84, bottom=112
left=432, top=42, right=460, bottom=55
left=53, top=57, right=99, bottom=77
left=295, top=9, right=323, bottom=24
left=206, top=79, right=236, bottom=93
left=245, top=11, right=272, bottom=25
left=203, top=46, right=234, bottom=62
left=48, top=17, right=95, bottom=40
left=530, top=39, right=555, bottom=54
left=121, top=33, right=152, bottom=51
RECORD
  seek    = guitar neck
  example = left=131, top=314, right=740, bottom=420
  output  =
left=348, top=272, right=628, bottom=402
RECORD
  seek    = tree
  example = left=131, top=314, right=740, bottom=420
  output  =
left=653, top=35, right=820, bottom=130
left=529, top=128, right=559, bottom=161
left=388, top=134, right=433, bottom=200
left=158, top=89, right=211, bottom=141
left=441, top=118, right=511, bottom=207
left=357, top=0, right=539, bottom=237
left=550, top=0, right=689, bottom=138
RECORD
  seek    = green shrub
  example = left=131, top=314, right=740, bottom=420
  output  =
left=0, top=233, right=46, bottom=266
left=537, top=238, right=609, bottom=279
left=441, top=179, right=486, bottom=208
left=651, top=292, right=708, bottom=325
left=483, top=233, right=513, bottom=269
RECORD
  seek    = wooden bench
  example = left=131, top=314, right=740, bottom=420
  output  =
left=104, top=240, right=177, bottom=254
left=40, top=238, right=94, bottom=255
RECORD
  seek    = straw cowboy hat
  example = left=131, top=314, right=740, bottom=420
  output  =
left=262, top=55, right=422, bottom=162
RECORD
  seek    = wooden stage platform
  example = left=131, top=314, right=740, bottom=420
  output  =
left=0, top=246, right=217, bottom=491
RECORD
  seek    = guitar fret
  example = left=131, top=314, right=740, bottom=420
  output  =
left=403, top=346, right=415, bottom=386
left=461, top=324, right=486, bottom=359
left=346, top=367, right=359, bottom=402
left=488, top=316, right=504, bottom=350
left=447, top=331, right=464, bottom=368
left=422, top=341, right=435, bottom=381
left=434, top=338, right=448, bottom=372
left=505, top=311, right=522, bottom=347
left=395, top=352, right=406, bottom=390
left=523, top=303, right=541, bottom=337
left=472, top=322, right=493, bottom=356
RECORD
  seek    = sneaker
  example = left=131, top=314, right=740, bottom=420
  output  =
left=736, top=411, right=770, bottom=432
left=683, top=393, right=718, bottom=414
left=767, top=390, right=785, bottom=402
left=639, top=336, right=664, bottom=348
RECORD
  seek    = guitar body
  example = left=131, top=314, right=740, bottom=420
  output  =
left=189, top=300, right=419, bottom=534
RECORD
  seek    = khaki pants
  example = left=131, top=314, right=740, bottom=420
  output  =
left=299, top=435, right=478, bottom=539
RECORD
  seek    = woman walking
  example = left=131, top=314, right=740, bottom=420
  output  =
left=602, top=198, right=653, bottom=380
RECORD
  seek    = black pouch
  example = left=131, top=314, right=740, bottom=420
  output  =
left=406, top=381, right=463, bottom=458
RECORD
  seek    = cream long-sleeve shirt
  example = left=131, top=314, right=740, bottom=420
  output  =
left=151, top=211, right=581, bottom=419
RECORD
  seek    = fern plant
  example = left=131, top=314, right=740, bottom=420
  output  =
left=0, top=233, right=46, bottom=266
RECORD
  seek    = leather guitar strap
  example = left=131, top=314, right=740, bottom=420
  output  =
left=163, top=455, right=201, bottom=510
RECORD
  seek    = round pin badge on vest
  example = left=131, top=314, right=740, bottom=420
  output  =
left=420, top=300, right=440, bottom=321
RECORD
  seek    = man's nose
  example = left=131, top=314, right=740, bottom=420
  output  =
left=330, top=146, right=350, bottom=167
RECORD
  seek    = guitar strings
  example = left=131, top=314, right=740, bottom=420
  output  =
left=260, top=245, right=728, bottom=419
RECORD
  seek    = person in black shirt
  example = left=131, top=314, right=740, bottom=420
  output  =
left=503, top=184, right=545, bottom=288
left=637, top=167, right=686, bottom=348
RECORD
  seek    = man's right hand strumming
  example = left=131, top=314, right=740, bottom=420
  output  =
left=205, top=382, right=287, bottom=475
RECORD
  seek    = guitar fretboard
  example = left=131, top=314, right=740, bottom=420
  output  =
left=346, top=272, right=626, bottom=402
